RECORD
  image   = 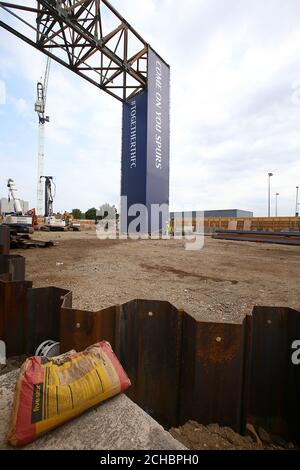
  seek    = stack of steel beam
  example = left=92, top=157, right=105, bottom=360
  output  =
left=213, top=230, right=300, bottom=246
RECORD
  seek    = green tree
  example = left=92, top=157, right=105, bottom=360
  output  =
left=71, top=209, right=83, bottom=220
left=85, top=207, right=97, bottom=220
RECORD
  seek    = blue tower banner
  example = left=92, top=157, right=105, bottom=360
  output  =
left=121, top=47, right=170, bottom=233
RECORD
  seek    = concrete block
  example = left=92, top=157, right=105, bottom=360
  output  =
left=0, top=371, right=185, bottom=451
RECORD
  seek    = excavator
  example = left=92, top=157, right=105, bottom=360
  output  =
left=2, top=178, right=36, bottom=233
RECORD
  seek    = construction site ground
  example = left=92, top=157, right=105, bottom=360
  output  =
left=13, top=229, right=300, bottom=323
left=2, top=230, right=299, bottom=450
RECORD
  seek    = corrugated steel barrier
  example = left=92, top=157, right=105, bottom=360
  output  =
left=0, top=279, right=33, bottom=356
left=26, top=287, right=72, bottom=355
left=0, top=226, right=299, bottom=442
left=246, top=307, right=300, bottom=443
left=116, top=300, right=184, bottom=428
left=0, top=226, right=10, bottom=255
left=180, top=315, right=248, bottom=432
left=60, top=303, right=116, bottom=353
left=0, top=254, right=25, bottom=281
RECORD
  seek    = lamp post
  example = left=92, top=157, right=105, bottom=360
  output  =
left=296, top=186, right=299, bottom=217
left=268, top=173, right=273, bottom=217
left=275, top=193, right=279, bottom=217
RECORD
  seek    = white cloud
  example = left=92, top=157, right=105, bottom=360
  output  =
left=11, top=97, right=28, bottom=114
left=1, top=0, right=300, bottom=216
left=0, top=79, right=5, bottom=105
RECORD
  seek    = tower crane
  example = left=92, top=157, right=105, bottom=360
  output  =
left=35, top=57, right=51, bottom=217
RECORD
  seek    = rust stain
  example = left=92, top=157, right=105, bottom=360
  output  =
left=195, top=326, right=242, bottom=365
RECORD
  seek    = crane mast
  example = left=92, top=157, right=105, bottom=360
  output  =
left=35, top=57, right=51, bottom=217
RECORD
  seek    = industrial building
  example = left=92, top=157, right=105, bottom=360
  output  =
left=0, top=197, right=29, bottom=215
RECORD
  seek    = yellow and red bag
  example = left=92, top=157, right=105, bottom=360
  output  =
left=7, top=341, right=131, bottom=447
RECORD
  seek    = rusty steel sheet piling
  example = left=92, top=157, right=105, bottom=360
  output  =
left=25, top=287, right=72, bottom=355
left=0, top=279, right=32, bottom=356
left=180, top=315, right=249, bottom=433
left=0, top=240, right=299, bottom=442
left=246, top=306, right=300, bottom=443
left=0, top=226, right=10, bottom=255
left=0, top=254, right=25, bottom=281
left=116, top=300, right=184, bottom=428
left=60, top=305, right=116, bottom=354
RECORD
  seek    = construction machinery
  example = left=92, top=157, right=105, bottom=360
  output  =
left=62, top=211, right=81, bottom=231
left=3, top=178, right=35, bottom=233
left=42, top=176, right=55, bottom=222
left=0, top=179, right=53, bottom=248
left=39, top=176, right=64, bottom=231
left=35, top=57, right=51, bottom=217
left=40, top=176, right=80, bottom=232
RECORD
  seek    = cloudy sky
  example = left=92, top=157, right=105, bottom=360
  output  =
left=1, top=0, right=300, bottom=216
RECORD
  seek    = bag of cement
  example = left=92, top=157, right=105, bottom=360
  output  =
left=7, top=341, right=131, bottom=447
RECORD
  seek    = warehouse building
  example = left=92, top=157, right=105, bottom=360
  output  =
left=0, top=197, right=29, bottom=215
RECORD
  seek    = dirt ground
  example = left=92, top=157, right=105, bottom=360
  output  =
left=13, top=229, right=300, bottom=323
left=170, top=421, right=297, bottom=450
left=0, top=356, right=26, bottom=377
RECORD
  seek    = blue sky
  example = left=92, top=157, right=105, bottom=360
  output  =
left=1, top=0, right=300, bottom=216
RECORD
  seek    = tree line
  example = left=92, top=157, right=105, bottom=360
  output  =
left=71, top=204, right=118, bottom=221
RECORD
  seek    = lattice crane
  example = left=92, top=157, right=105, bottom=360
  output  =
left=35, top=57, right=51, bottom=216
